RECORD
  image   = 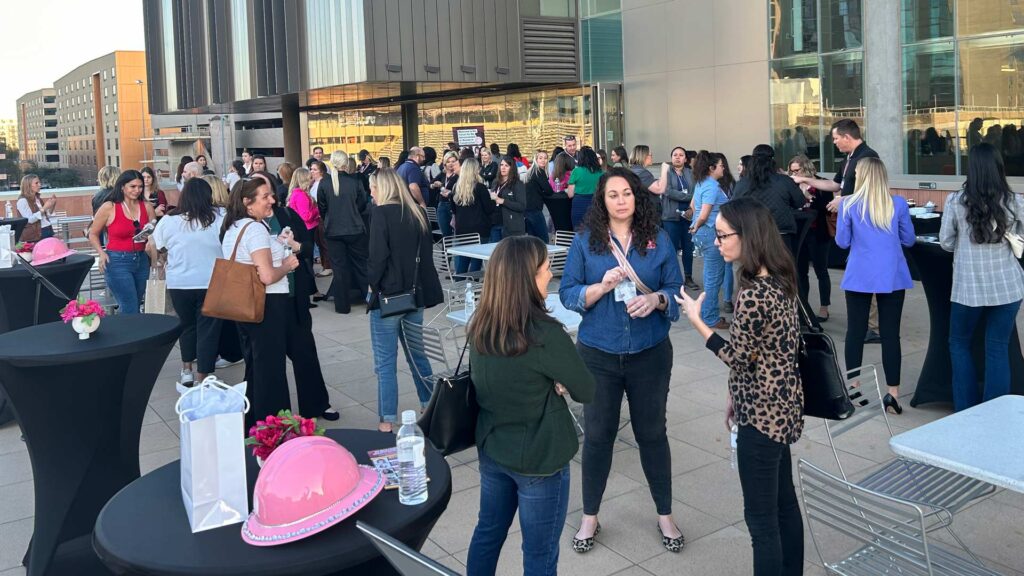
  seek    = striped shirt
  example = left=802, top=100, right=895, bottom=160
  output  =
left=939, top=191, right=1024, bottom=307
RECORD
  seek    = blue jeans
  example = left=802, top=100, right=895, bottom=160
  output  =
left=467, top=451, right=570, bottom=576
left=104, top=250, right=150, bottom=315
left=437, top=201, right=454, bottom=237
left=488, top=226, right=503, bottom=243
left=949, top=300, right=1022, bottom=412
left=570, top=195, right=593, bottom=229
left=723, top=262, right=734, bottom=305
left=662, top=219, right=693, bottom=278
left=369, top=308, right=435, bottom=423
left=695, top=227, right=724, bottom=324
left=525, top=210, right=549, bottom=243
left=455, top=256, right=482, bottom=276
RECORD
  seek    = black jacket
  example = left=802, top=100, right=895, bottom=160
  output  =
left=91, top=187, right=113, bottom=214
left=451, top=183, right=497, bottom=240
left=271, top=206, right=316, bottom=323
left=495, top=179, right=527, bottom=236
left=732, top=173, right=806, bottom=235
left=480, top=161, right=498, bottom=187
left=317, top=173, right=370, bottom=238
left=367, top=204, right=444, bottom=311
left=524, top=170, right=551, bottom=212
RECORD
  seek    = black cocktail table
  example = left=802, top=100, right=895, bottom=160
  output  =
left=0, top=314, right=181, bottom=576
left=93, top=429, right=453, bottom=576
left=907, top=241, right=1024, bottom=406
left=0, top=253, right=95, bottom=333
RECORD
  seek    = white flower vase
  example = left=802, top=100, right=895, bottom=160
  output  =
left=72, top=316, right=101, bottom=340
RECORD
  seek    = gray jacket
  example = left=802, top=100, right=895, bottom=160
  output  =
left=662, top=167, right=693, bottom=221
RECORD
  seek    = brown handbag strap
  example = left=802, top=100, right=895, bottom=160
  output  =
left=229, top=221, right=258, bottom=262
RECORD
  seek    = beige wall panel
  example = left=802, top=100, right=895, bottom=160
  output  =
left=714, top=60, right=771, bottom=164
left=623, top=73, right=671, bottom=155
left=622, top=4, right=668, bottom=76
left=665, top=0, right=715, bottom=72
left=713, top=0, right=768, bottom=66
left=666, top=66, right=717, bottom=154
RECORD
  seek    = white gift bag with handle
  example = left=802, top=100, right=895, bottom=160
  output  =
left=174, top=376, right=250, bottom=533
left=0, top=226, right=14, bottom=269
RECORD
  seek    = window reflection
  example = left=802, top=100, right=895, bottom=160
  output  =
left=957, top=0, right=1024, bottom=37
left=771, top=56, right=820, bottom=169
left=307, top=106, right=404, bottom=163
left=770, top=0, right=818, bottom=59
left=901, top=0, right=954, bottom=44
left=903, top=41, right=957, bottom=175
left=960, top=34, right=1024, bottom=175
left=822, top=52, right=865, bottom=171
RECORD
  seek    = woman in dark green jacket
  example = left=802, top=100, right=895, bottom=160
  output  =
left=466, top=236, right=595, bottom=576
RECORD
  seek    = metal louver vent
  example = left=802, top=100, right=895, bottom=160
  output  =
left=521, top=18, right=579, bottom=81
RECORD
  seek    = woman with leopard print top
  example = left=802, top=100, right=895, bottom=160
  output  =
left=677, top=197, right=804, bottom=576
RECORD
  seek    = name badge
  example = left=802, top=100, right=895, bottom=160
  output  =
left=614, top=279, right=638, bottom=302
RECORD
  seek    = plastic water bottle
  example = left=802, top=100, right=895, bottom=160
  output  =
left=4, top=201, right=11, bottom=219
left=464, top=282, right=476, bottom=319
left=729, top=424, right=738, bottom=471
left=396, top=410, right=428, bottom=505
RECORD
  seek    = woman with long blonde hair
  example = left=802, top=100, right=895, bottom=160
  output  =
left=835, top=157, right=915, bottom=414
left=16, top=174, right=56, bottom=240
left=451, top=158, right=497, bottom=275
left=366, top=168, right=442, bottom=432
left=202, top=175, right=230, bottom=209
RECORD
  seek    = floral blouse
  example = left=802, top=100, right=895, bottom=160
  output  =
left=706, top=275, right=804, bottom=445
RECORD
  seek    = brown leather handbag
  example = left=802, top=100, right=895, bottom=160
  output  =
left=202, top=222, right=266, bottom=323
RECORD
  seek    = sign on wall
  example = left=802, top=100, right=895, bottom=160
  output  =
left=452, top=126, right=486, bottom=156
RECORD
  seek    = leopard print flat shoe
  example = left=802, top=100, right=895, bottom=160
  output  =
left=659, top=524, right=685, bottom=553
left=571, top=523, right=601, bottom=553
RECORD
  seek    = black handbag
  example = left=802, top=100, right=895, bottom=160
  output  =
left=796, top=301, right=855, bottom=420
left=377, top=236, right=421, bottom=318
left=417, top=340, right=479, bottom=456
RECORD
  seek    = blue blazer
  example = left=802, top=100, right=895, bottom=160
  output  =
left=836, top=195, right=915, bottom=293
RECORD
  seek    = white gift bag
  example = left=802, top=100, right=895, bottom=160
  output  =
left=175, top=376, right=250, bottom=533
left=0, top=226, right=14, bottom=269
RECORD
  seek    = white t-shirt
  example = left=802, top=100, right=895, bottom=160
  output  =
left=221, top=218, right=289, bottom=294
left=152, top=212, right=224, bottom=289
left=310, top=179, right=321, bottom=201
left=16, top=197, right=51, bottom=228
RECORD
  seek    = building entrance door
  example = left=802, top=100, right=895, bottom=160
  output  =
left=591, top=83, right=623, bottom=151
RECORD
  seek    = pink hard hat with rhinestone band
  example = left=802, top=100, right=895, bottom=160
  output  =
left=241, top=436, right=384, bottom=546
left=31, top=237, right=76, bottom=266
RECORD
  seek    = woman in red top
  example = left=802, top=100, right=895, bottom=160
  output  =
left=88, top=170, right=159, bottom=314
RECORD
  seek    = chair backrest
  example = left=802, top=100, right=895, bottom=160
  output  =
left=425, top=206, right=438, bottom=224
left=550, top=230, right=575, bottom=276
left=432, top=244, right=451, bottom=278
left=822, top=365, right=896, bottom=480
left=401, top=319, right=453, bottom=377
left=445, top=282, right=484, bottom=312
left=442, top=233, right=481, bottom=251
left=356, top=521, right=460, bottom=576
left=798, top=459, right=933, bottom=575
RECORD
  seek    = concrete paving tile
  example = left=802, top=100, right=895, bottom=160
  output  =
left=0, top=425, right=26, bottom=457
left=433, top=555, right=466, bottom=573
left=139, top=446, right=180, bottom=475
left=801, top=417, right=901, bottom=465
left=565, top=460, right=646, bottom=516
left=426, top=486, right=480, bottom=555
left=639, top=526, right=752, bottom=576
left=993, top=488, right=1024, bottom=511
left=0, top=451, right=32, bottom=488
left=328, top=375, right=379, bottom=404
left=450, top=463, right=481, bottom=494
left=672, top=460, right=745, bottom=524
left=419, top=537, right=447, bottom=561
left=666, top=412, right=733, bottom=459
left=139, top=421, right=180, bottom=455
left=610, top=567, right=655, bottom=576
left=610, top=437, right=722, bottom=486
left=927, top=499, right=1024, bottom=572
left=0, top=481, right=33, bottom=525
left=789, top=437, right=878, bottom=480
left=452, top=522, right=633, bottom=576
left=0, top=518, right=33, bottom=572
left=0, top=567, right=26, bottom=576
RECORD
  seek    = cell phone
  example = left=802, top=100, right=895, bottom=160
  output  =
left=132, top=222, right=155, bottom=243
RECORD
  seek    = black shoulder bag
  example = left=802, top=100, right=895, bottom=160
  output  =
left=418, top=339, right=479, bottom=456
left=797, top=300, right=855, bottom=420
left=377, top=234, right=421, bottom=318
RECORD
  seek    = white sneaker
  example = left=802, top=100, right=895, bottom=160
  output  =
left=214, top=358, right=242, bottom=369
left=179, top=369, right=195, bottom=386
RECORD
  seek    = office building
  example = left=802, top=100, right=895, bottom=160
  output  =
left=0, top=119, right=17, bottom=152
left=15, top=89, right=59, bottom=167
left=54, top=51, right=150, bottom=184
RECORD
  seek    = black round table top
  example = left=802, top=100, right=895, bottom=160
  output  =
left=0, top=252, right=95, bottom=279
left=0, top=313, right=181, bottom=367
left=93, top=428, right=453, bottom=576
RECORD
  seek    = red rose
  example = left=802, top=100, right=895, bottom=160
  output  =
left=300, top=418, right=316, bottom=436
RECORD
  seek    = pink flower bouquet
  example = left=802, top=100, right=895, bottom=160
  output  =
left=245, top=410, right=325, bottom=461
left=59, top=296, right=106, bottom=327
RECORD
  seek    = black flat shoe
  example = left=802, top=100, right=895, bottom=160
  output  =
left=321, top=408, right=340, bottom=421
left=658, top=523, right=685, bottom=553
left=572, top=523, right=601, bottom=553
left=722, top=301, right=734, bottom=314
left=864, top=330, right=881, bottom=344
left=816, top=313, right=829, bottom=323
left=683, top=278, right=700, bottom=291
left=312, top=294, right=330, bottom=302
left=883, top=393, right=903, bottom=415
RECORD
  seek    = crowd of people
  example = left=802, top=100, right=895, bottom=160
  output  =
left=62, top=115, right=1023, bottom=576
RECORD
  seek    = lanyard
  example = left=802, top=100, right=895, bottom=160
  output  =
left=674, top=171, right=686, bottom=190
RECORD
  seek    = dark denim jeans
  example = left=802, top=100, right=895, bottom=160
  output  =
left=736, top=425, right=804, bottom=576
left=455, top=255, right=482, bottom=276
left=662, top=219, right=694, bottom=278
left=104, top=250, right=150, bottom=315
left=525, top=209, right=549, bottom=243
left=578, top=339, right=673, bottom=515
left=467, top=451, right=570, bottom=576
left=437, top=201, right=454, bottom=237
left=950, top=299, right=1022, bottom=412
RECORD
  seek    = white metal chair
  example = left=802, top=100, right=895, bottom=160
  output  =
left=425, top=207, right=443, bottom=240
left=798, top=459, right=1001, bottom=576
left=438, top=233, right=482, bottom=285
left=399, top=319, right=458, bottom=392
left=550, top=230, right=575, bottom=277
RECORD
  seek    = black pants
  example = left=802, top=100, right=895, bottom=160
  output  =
left=286, top=296, right=330, bottom=416
left=238, top=294, right=291, bottom=427
left=327, top=234, right=369, bottom=314
left=797, top=235, right=831, bottom=308
left=780, top=233, right=797, bottom=261
left=543, top=197, right=572, bottom=232
left=736, top=425, right=804, bottom=576
left=217, top=320, right=244, bottom=363
left=845, top=290, right=905, bottom=387
left=578, top=339, right=673, bottom=515
left=167, top=288, right=222, bottom=374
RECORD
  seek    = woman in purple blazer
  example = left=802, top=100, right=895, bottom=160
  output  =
left=835, top=158, right=915, bottom=415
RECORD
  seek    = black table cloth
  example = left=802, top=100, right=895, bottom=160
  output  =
left=93, top=428, right=453, bottom=576
left=827, top=211, right=942, bottom=272
left=906, top=241, right=1024, bottom=406
left=1, top=216, right=28, bottom=242
left=0, top=314, right=181, bottom=576
left=0, top=253, right=95, bottom=333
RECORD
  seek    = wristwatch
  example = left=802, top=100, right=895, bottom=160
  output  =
left=657, top=293, right=666, bottom=307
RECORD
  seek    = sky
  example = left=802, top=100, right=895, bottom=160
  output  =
left=1, top=0, right=145, bottom=120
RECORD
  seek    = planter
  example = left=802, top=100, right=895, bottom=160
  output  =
left=71, top=316, right=101, bottom=340
left=16, top=253, right=32, bottom=262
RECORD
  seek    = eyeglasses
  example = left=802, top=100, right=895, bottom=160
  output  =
left=715, top=232, right=739, bottom=242
left=133, top=220, right=141, bottom=233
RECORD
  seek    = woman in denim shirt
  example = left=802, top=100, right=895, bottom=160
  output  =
left=689, top=151, right=731, bottom=329
left=560, top=167, right=685, bottom=554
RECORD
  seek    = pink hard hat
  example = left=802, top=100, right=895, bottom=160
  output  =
left=241, top=436, right=384, bottom=546
left=31, top=237, right=76, bottom=266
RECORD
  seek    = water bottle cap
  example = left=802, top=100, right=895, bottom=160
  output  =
left=401, top=410, right=417, bottom=424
